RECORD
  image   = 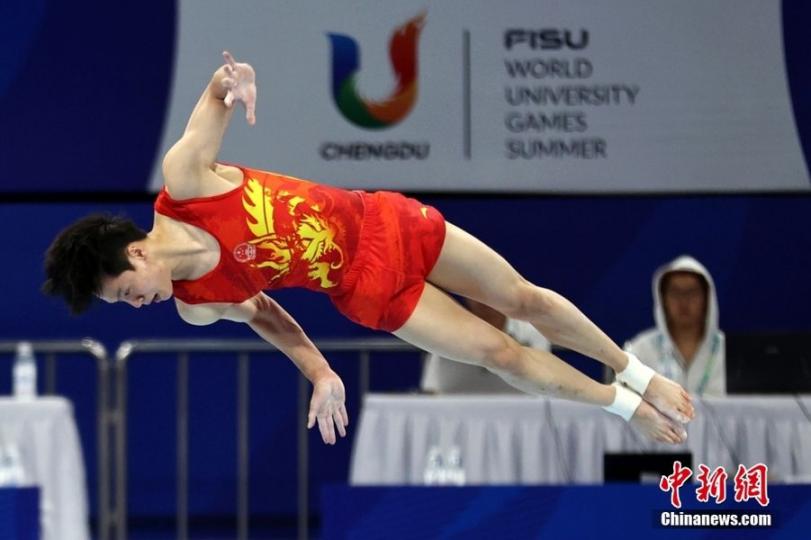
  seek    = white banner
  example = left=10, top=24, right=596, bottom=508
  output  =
left=150, top=0, right=809, bottom=193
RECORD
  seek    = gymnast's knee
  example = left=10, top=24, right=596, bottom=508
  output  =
left=480, top=334, right=524, bottom=374
left=499, top=280, right=553, bottom=321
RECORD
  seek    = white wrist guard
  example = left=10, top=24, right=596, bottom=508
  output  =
left=602, top=383, right=642, bottom=422
left=615, top=352, right=656, bottom=395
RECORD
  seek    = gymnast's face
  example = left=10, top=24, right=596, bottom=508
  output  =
left=98, top=245, right=173, bottom=308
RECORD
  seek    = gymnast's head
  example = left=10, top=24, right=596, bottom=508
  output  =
left=42, top=214, right=173, bottom=313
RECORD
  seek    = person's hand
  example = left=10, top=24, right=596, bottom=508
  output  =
left=630, top=399, right=687, bottom=444
left=307, top=370, right=349, bottom=445
left=221, top=51, right=256, bottom=125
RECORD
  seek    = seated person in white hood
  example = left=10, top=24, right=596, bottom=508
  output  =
left=421, top=298, right=550, bottom=394
left=624, top=255, right=725, bottom=397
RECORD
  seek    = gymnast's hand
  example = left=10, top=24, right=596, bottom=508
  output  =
left=307, top=370, right=349, bottom=445
left=221, top=51, right=257, bottom=125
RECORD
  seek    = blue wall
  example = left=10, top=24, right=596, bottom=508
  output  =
left=0, top=0, right=175, bottom=193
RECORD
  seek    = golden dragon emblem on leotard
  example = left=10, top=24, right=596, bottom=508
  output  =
left=241, top=177, right=344, bottom=288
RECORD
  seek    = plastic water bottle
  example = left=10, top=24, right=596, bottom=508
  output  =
left=423, top=446, right=445, bottom=485
left=446, top=446, right=466, bottom=486
left=13, top=341, right=37, bottom=399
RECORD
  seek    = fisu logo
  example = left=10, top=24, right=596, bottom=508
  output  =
left=327, top=13, right=426, bottom=129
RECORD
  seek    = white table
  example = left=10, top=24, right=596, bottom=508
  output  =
left=350, top=394, right=811, bottom=485
left=0, top=397, right=89, bottom=540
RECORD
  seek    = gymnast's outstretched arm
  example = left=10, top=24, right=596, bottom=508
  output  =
left=177, top=293, right=349, bottom=446
left=162, top=51, right=257, bottom=197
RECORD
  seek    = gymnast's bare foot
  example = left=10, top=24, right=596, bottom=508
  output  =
left=631, top=399, right=687, bottom=444
left=644, top=375, right=695, bottom=424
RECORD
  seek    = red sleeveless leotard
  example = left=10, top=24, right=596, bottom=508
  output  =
left=154, top=165, right=446, bottom=331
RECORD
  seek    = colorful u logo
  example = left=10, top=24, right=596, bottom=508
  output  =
left=328, top=13, right=425, bottom=129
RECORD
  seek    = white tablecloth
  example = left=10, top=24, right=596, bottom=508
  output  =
left=350, top=394, right=811, bottom=485
left=0, top=397, right=89, bottom=540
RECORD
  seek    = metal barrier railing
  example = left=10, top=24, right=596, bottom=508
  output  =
left=113, top=338, right=420, bottom=540
left=0, top=339, right=110, bottom=540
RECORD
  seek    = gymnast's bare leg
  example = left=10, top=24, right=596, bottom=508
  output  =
left=395, top=282, right=686, bottom=443
left=395, top=223, right=694, bottom=434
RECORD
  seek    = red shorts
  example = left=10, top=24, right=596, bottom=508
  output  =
left=330, top=191, right=446, bottom=331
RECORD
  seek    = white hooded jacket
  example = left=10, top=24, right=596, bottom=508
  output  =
left=624, top=255, right=726, bottom=397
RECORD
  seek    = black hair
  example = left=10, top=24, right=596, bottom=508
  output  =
left=42, top=214, right=147, bottom=314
